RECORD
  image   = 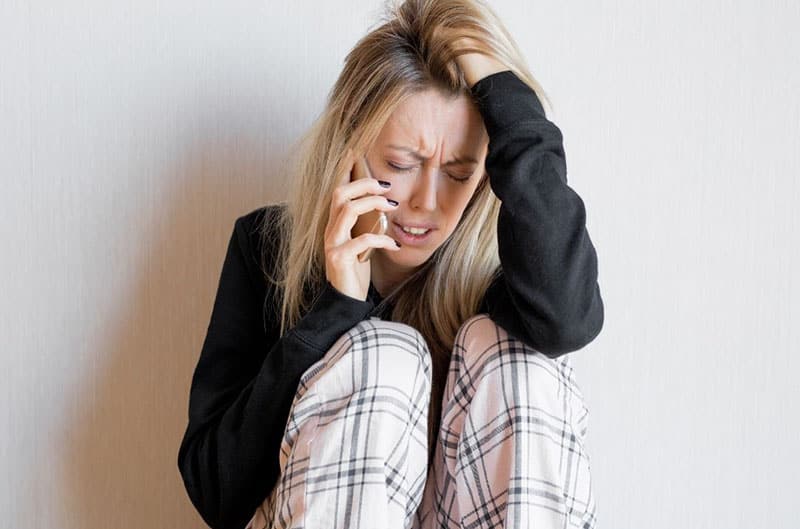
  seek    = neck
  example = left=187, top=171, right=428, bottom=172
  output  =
left=370, top=251, right=419, bottom=298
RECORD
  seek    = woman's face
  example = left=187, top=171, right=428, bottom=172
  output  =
left=356, top=88, right=489, bottom=287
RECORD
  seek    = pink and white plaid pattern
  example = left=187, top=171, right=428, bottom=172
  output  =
left=245, top=314, right=596, bottom=529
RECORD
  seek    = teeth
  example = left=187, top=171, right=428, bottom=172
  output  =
left=402, top=226, right=430, bottom=235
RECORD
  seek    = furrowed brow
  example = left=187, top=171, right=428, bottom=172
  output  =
left=387, top=145, right=478, bottom=166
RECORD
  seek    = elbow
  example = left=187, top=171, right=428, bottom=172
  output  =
left=177, top=432, right=225, bottom=529
left=178, top=429, right=253, bottom=529
left=539, top=317, right=603, bottom=357
left=536, top=288, right=604, bottom=357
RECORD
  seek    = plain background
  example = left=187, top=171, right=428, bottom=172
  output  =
left=2, top=1, right=798, bottom=527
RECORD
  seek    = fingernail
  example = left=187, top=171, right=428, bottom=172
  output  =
left=378, top=180, right=391, bottom=187
left=386, top=198, right=399, bottom=206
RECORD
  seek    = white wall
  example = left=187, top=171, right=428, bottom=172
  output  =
left=1, top=1, right=797, bottom=527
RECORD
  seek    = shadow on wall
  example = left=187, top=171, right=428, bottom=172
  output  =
left=53, top=96, right=288, bottom=527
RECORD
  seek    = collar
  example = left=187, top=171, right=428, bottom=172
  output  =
left=367, top=281, right=383, bottom=304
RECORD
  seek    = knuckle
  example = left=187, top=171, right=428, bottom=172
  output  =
left=328, top=248, right=342, bottom=264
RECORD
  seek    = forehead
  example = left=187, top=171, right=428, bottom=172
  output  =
left=376, top=89, right=487, bottom=152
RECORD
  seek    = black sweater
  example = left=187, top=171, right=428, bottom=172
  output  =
left=177, top=70, right=604, bottom=529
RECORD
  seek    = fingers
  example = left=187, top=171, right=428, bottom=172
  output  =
left=327, top=149, right=391, bottom=225
left=331, top=176, right=392, bottom=211
left=344, top=232, right=401, bottom=261
left=327, top=231, right=399, bottom=275
left=322, top=149, right=400, bottom=299
left=329, top=194, right=398, bottom=249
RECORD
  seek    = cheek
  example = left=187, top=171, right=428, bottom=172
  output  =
left=367, top=162, right=392, bottom=181
left=446, top=184, right=476, bottom=210
left=443, top=187, right=478, bottom=227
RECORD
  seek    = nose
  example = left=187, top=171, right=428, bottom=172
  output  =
left=408, top=167, right=438, bottom=212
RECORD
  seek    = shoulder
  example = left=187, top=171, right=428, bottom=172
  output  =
left=231, top=202, right=288, bottom=284
left=235, top=202, right=286, bottom=234
left=234, top=202, right=287, bottom=250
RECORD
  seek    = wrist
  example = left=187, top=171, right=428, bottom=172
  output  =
left=458, top=53, right=510, bottom=89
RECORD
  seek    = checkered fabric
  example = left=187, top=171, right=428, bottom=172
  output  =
left=244, top=314, right=595, bottom=529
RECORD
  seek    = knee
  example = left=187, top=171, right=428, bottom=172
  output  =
left=453, top=313, right=504, bottom=358
left=341, top=318, right=432, bottom=396
left=455, top=312, right=549, bottom=363
left=452, top=313, right=566, bottom=408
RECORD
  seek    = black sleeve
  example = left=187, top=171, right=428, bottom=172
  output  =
left=471, top=70, right=605, bottom=357
left=176, top=207, right=375, bottom=529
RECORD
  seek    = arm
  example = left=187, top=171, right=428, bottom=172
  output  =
left=470, top=70, right=605, bottom=356
left=177, top=206, right=374, bottom=529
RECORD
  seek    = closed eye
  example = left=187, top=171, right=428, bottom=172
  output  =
left=387, top=162, right=413, bottom=172
left=386, top=162, right=471, bottom=183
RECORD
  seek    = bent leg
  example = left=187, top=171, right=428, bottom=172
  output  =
left=248, top=317, right=432, bottom=529
left=422, top=314, right=596, bottom=529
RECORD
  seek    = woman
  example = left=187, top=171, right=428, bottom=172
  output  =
left=177, top=1, right=604, bottom=528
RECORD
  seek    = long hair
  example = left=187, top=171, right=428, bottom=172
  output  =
left=258, top=0, right=552, bottom=462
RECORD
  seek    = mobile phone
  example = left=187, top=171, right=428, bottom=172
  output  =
left=350, top=155, right=389, bottom=262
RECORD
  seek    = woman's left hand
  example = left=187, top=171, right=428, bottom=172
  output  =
left=452, top=36, right=510, bottom=88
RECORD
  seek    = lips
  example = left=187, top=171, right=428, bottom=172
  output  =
left=394, top=221, right=437, bottom=231
left=391, top=221, right=434, bottom=245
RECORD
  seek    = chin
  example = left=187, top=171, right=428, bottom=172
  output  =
left=381, top=246, right=430, bottom=267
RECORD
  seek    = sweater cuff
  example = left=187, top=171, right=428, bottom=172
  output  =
left=469, top=70, right=547, bottom=138
left=291, top=280, right=375, bottom=353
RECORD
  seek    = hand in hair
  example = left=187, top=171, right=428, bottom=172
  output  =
left=452, top=36, right=510, bottom=89
left=323, top=149, right=401, bottom=301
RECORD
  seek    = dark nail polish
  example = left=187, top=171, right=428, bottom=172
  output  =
left=386, top=198, right=399, bottom=206
left=378, top=180, right=391, bottom=187
left=395, top=239, right=401, bottom=247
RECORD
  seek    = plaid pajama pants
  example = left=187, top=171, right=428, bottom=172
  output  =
left=245, top=313, right=596, bottom=529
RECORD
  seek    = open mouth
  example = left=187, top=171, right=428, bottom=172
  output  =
left=392, top=222, right=434, bottom=245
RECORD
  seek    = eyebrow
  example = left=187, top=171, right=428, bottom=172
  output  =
left=387, top=145, right=479, bottom=166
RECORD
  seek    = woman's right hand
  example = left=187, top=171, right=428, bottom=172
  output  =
left=324, top=149, right=401, bottom=301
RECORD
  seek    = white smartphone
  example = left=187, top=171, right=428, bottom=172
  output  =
left=350, top=155, right=389, bottom=262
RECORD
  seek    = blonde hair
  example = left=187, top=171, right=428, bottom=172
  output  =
left=258, top=0, right=552, bottom=463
